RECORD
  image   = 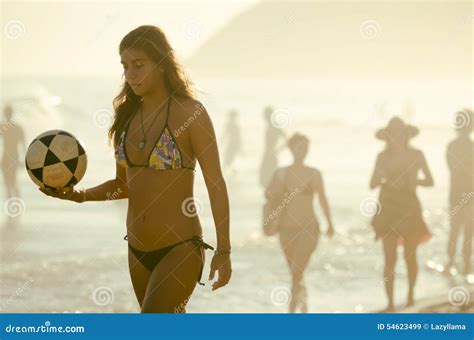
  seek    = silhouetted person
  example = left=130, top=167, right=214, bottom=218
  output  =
left=266, top=133, right=334, bottom=313
left=0, top=105, right=25, bottom=200
left=221, top=109, right=242, bottom=174
left=446, top=109, right=473, bottom=275
left=259, top=106, right=286, bottom=188
left=370, top=117, right=433, bottom=312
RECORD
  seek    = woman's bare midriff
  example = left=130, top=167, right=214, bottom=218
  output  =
left=125, top=166, right=202, bottom=251
left=280, top=195, right=319, bottom=230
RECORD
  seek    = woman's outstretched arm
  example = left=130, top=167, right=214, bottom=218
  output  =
left=417, top=151, right=434, bottom=187
left=39, top=162, right=128, bottom=202
left=189, top=101, right=232, bottom=291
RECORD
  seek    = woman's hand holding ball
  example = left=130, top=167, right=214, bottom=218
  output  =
left=39, top=186, right=86, bottom=203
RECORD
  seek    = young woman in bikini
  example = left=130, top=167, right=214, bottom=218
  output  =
left=40, top=25, right=232, bottom=313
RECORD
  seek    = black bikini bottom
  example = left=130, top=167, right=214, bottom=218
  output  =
left=124, top=234, right=214, bottom=286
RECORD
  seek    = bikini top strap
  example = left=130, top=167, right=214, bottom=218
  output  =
left=122, top=109, right=136, bottom=136
left=165, top=97, right=172, bottom=125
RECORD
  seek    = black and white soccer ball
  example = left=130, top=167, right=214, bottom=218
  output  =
left=25, top=130, right=87, bottom=189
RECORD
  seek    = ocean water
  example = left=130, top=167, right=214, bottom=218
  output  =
left=0, top=76, right=471, bottom=313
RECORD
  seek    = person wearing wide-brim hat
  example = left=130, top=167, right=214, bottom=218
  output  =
left=446, top=109, right=473, bottom=275
left=369, top=117, right=434, bottom=312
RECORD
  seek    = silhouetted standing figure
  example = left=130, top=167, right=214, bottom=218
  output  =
left=259, top=106, right=286, bottom=188
left=266, top=133, right=334, bottom=313
left=369, top=117, right=433, bottom=312
left=0, top=105, right=25, bottom=200
left=446, top=109, right=473, bottom=275
left=221, top=109, right=242, bottom=174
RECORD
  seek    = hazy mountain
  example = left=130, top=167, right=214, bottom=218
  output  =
left=187, top=1, right=472, bottom=80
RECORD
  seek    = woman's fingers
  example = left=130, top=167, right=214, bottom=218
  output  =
left=212, top=268, right=231, bottom=291
left=210, top=257, right=232, bottom=291
left=60, top=187, right=74, bottom=197
left=208, top=265, right=216, bottom=281
left=38, top=186, right=75, bottom=200
left=39, top=187, right=57, bottom=197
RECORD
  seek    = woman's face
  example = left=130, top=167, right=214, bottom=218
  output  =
left=290, top=141, right=309, bottom=160
left=120, top=48, right=163, bottom=96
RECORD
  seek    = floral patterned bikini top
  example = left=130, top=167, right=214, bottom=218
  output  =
left=115, top=99, right=195, bottom=171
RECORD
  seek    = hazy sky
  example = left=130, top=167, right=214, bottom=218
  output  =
left=1, top=0, right=257, bottom=76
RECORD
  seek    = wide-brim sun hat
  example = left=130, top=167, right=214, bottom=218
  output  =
left=376, top=117, right=419, bottom=142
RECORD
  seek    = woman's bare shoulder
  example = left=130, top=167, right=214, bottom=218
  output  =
left=305, top=166, right=321, bottom=176
left=174, top=97, right=206, bottom=119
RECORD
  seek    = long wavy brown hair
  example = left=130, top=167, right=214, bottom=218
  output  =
left=109, top=25, right=195, bottom=147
